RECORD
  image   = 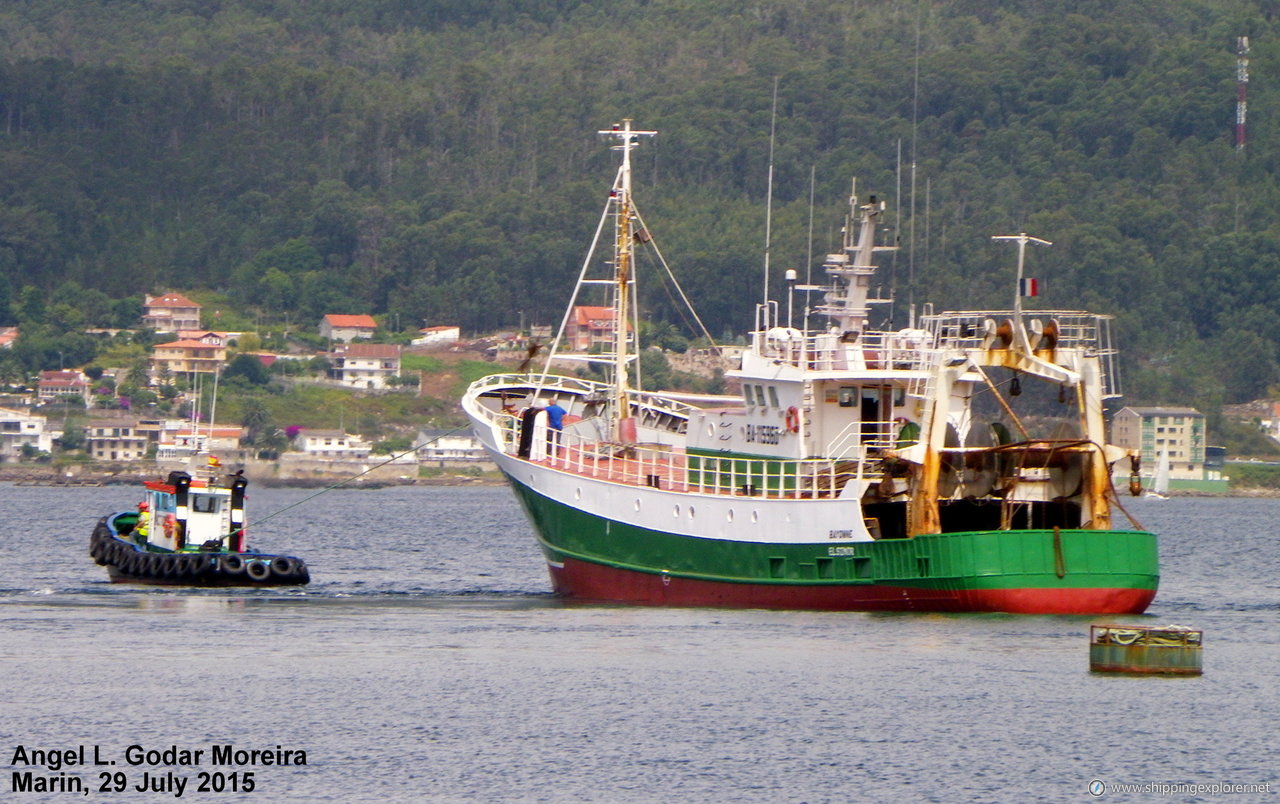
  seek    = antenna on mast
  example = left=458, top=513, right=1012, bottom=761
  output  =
left=993, top=233, right=1051, bottom=350
left=762, top=77, right=779, bottom=324
left=803, top=163, right=816, bottom=334
left=907, top=2, right=922, bottom=319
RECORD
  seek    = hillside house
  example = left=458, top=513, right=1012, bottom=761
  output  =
left=565, top=306, right=619, bottom=351
left=411, top=325, right=461, bottom=347
left=85, top=418, right=150, bottom=461
left=0, top=326, right=17, bottom=349
left=329, top=343, right=401, bottom=389
left=155, top=425, right=244, bottom=461
left=319, top=314, right=377, bottom=343
left=37, top=370, right=91, bottom=403
left=291, top=429, right=370, bottom=459
left=416, top=428, right=488, bottom=463
left=151, top=334, right=228, bottom=378
left=142, top=292, right=202, bottom=332
left=0, top=407, right=52, bottom=461
left=176, top=330, right=237, bottom=347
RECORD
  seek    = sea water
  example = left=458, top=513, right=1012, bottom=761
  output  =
left=1, top=484, right=1277, bottom=802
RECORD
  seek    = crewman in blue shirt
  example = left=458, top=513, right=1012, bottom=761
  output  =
left=545, top=398, right=567, bottom=456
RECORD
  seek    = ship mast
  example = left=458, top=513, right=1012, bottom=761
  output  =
left=598, top=120, right=655, bottom=440
left=815, top=185, right=890, bottom=335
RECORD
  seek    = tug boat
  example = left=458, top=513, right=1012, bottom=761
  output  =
left=462, top=120, right=1159, bottom=614
left=89, top=461, right=310, bottom=586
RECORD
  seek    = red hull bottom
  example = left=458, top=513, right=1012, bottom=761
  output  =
left=548, top=557, right=1155, bottom=614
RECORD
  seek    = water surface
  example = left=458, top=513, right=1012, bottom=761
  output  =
left=2, top=485, right=1276, bottom=802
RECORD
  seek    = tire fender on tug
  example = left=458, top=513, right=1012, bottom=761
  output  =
left=159, top=553, right=179, bottom=579
left=246, top=560, right=271, bottom=581
left=219, top=554, right=246, bottom=575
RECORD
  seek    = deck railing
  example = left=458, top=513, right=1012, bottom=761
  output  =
left=750, top=328, right=935, bottom=373
left=922, top=310, right=1121, bottom=398
left=488, top=413, right=866, bottom=500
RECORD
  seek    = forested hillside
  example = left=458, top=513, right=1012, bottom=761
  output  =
left=1, top=0, right=1279, bottom=414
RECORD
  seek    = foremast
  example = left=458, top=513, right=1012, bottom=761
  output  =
left=598, top=120, right=655, bottom=441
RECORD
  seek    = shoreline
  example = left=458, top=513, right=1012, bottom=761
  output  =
left=0, top=466, right=506, bottom=489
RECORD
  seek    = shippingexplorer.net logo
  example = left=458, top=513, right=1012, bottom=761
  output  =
left=1089, top=780, right=1273, bottom=797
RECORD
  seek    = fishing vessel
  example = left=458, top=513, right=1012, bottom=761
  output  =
left=462, top=120, right=1158, bottom=613
left=89, top=459, right=310, bottom=586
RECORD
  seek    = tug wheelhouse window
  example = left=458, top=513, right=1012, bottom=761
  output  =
left=192, top=495, right=220, bottom=514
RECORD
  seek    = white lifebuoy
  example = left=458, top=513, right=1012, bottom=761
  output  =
left=785, top=406, right=801, bottom=433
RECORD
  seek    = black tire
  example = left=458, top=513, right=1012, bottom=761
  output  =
left=270, top=557, right=296, bottom=578
left=246, top=560, right=271, bottom=581
left=186, top=554, right=208, bottom=579
left=158, top=554, right=179, bottom=579
left=219, top=554, right=245, bottom=575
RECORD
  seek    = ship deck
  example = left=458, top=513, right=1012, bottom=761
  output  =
left=520, top=439, right=862, bottom=500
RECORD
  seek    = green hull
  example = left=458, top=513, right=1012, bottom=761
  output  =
left=509, top=476, right=1159, bottom=613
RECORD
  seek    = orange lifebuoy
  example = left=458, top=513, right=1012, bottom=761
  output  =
left=785, top=406, right=801, bottom=433
left=162, top=513, right=176, bottom=538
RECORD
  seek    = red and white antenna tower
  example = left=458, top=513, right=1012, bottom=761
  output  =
left=1237, top=36, right=1250, bottom=150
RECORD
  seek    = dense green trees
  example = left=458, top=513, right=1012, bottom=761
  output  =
left=0, top=1, right=1279, bottom=413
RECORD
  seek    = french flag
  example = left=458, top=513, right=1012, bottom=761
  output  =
left=1019, top=277, right=1038, bottom=297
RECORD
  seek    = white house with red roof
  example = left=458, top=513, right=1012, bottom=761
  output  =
left=37, top=370, right=91, bottom=403
left=566, top=305, right=619, bottom=351
left=0, top=326, right=17, bottom=349
left=155, top=424, right=244, bottom=461
left=411, top=325, right=461, bottom=347
left=142, top=292, right=202, bottom=332
left=319, top=314, right=378, bottom=342
left=329, top=343, right=401, bottom=389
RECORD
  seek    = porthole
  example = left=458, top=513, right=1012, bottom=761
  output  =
left=688, top=506, right=696, bottom=519
left=575, top=488, right=582, bottom=501
left=634, top=498, right=641, bottom=512
left=726, top=509, right=735, bottom=523
left=751, top=510, right=759, bottom=524
left=673, top=505, right=681, bottom=518
left=707, top=423, right=715, bottom=438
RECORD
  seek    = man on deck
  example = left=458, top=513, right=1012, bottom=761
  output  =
left=545, top=398, right=567, bottom=454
